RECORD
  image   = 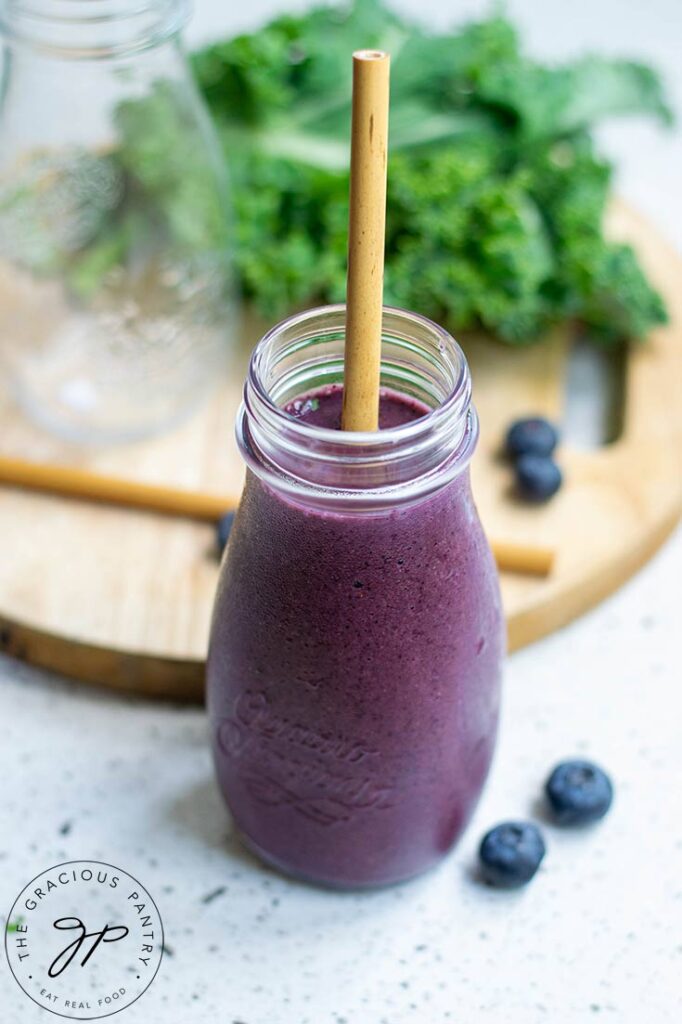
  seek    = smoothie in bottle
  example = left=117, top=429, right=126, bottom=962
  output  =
left=207, top=305, right=504, bottom=887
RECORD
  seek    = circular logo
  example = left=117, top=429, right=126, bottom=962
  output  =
left=4, top=860, right=163, bottom=1020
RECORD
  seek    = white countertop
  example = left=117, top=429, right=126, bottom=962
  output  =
left=1, top=2, right=681, bottom=1021
left=2, top=528, right=680, bottom=1022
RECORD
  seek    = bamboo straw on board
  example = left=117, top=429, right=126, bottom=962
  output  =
left=0, top=455, right=239, bottom=522
left=0, top=455, right=554, bottom=575
left=491, top=540, right=554, bottom=577
left=341, top=49, right=390, bottom=432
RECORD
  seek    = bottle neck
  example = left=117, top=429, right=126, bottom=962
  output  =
left=0, top=0, right=189, bottom=59
left=238, top=305, right=478, bottom=514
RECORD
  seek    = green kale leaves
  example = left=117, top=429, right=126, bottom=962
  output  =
left=80, top=2, right=677, bottom=344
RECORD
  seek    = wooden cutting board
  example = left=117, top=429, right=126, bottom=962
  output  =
left=0, top=201, right=680, bottom=701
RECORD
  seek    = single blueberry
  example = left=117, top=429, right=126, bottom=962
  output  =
left=515, top=454, right=562, bottom=502
left=478, top=821, right=546, bottom=888
left=505, top=417, right=559, bottom=459
left=216, top=511, right=236, bottom=555
left=545, top=759, right=613, bottom=825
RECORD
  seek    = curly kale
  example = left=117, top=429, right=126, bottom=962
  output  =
left=67, top=1, right=673, bottom=344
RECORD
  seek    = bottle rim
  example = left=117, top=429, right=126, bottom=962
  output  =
left=238, top=304, right=479, bottom=512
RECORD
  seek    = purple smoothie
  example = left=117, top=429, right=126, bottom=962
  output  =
left=207, top=385, right=503, bottom=887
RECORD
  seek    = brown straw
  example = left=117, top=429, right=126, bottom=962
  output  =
left=0, top=455, right=554, bottom=575
left=0, top=455, right=238, bottom=522
left=341, top=49, right=390, bottom=432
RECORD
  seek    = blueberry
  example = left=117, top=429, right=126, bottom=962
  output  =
left=545, top=759, right=613, bottom=826
left=216, top=511, right=236, bottom=555
left=505, top=417, right=559, bottom=459
left=478, top=821, right=546, bottom=888
left=515, top=454, right=562, bottom=502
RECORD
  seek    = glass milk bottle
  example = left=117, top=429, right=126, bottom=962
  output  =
left=207, top=306, right=504, bottom=888
left=0, top=0, right=235, bottom=442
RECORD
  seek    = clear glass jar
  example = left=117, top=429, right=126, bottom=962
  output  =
left=0, top=0, right=235, bottom=442
left=207, top=305, right=504, bottom=888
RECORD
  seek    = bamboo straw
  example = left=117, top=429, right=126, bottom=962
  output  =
left=492, top=539, right=554, bottom=577
left=341, top=49, right=390, bottom=432
left=0, top=455, right=237, bottom=522
left=0, top=454, right=554, bottom=575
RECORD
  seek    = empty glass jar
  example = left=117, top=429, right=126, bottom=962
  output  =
left=0, top=0, right=235, bottom=442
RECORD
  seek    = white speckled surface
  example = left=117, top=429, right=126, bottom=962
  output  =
left=1, top=2, right=682, bottom=1021
left=1, top=528, right=681, bottom=1021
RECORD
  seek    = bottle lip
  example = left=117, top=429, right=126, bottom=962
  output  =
left=249, top=304, right=470, bottom=449
left=238, top=304, right=479, bottom=512
left=0, top=0, right=190, bottom=59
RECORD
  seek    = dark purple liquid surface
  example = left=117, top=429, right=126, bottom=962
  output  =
left=285, top=383, right=428, bottom=430
left=207, top=388, right=503, bottom=887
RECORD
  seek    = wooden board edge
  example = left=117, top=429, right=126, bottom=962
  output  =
left=0, top=614, right=204, bottom=703
left=506, top=500, right=681, bottom=653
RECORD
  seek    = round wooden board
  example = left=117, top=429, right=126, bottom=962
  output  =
left=0, top=201, right=680, bottom=701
